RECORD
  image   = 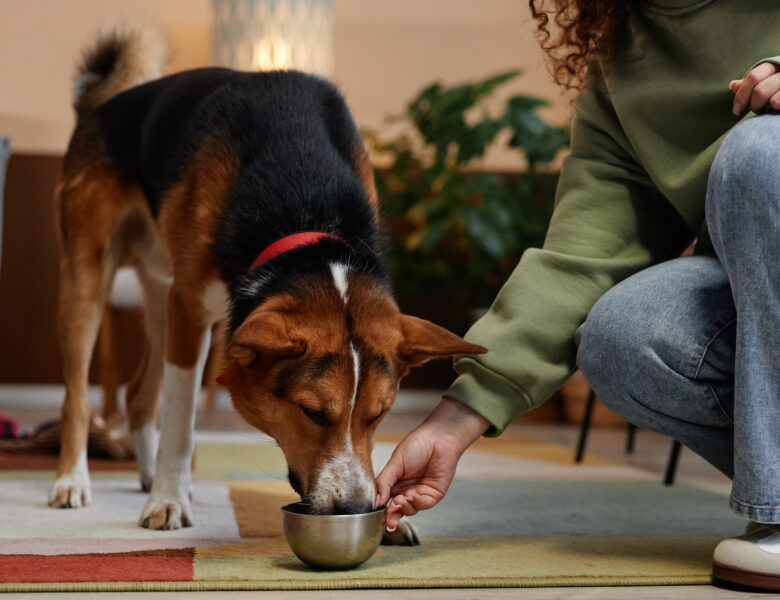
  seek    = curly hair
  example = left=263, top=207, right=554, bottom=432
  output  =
left=529, top=0, right=640, bottom=90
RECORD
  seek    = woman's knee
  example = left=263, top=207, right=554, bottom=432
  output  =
left=576, top=292, right=676, bottom=429
left=575, top=285, right=646, bottom=411
left=576, top=260, right=702, bottom=421
left=576, top=258, right=736, bottom=431
left=707, top=114, right=780, bottom=222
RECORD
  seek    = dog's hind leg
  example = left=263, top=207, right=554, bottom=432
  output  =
left=50, top=172, right=124, bottom=508
left=126, top=263, right=170, bottom=492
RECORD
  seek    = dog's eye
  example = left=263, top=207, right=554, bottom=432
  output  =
left=368, top=409, right=386, bottom=425
left=300, top=405, right=329, bottom=426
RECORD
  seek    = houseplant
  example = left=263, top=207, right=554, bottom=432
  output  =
left=365, top=71, right=569, bottom=337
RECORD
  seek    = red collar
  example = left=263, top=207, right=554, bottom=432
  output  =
left=250, top=231, right=346, bottom=270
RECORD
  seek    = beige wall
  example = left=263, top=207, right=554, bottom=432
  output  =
left=0, top=0, right=571, bottom=169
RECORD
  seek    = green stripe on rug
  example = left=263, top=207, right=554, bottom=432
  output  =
left=191, top=536, right=721, bottom=589
left=0, top=536, right=720, bottom=592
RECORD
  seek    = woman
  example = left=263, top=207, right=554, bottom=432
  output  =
left=376, top=0, right=780, bottom=589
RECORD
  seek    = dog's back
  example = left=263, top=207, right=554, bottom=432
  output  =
left=70, top=34, right=379, bottom=273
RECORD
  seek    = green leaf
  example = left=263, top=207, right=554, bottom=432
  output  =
left=418, top=219, right=449, bottom=250
left=465, top=213, right=505, bottom=259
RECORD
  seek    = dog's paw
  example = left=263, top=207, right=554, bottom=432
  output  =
left=48, top=477, right=92, bottom=508
left=49, top=460, right=91, bottom=508
left=138, top=478, right=192, bottom=529
left=139, top=494, right=192, bottom=530
left=381, top=517, right=420, bottom=546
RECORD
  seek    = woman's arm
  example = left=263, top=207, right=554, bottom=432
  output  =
left=445, top=74, right=695, bottom=436
left=377, top=72, right=697, bottom=526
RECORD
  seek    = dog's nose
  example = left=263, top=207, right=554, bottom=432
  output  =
left=333, top=499, right=374, bottom=515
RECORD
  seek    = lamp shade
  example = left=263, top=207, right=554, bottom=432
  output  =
left=212, top=0, right=333, bottom=77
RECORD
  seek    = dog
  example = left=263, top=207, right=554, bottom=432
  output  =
left=51, top=28, right=486, bottom=543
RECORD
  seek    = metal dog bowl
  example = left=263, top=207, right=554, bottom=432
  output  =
left=281, top=502, right=386, bottom=570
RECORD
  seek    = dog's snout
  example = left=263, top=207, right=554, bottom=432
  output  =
left=333, top=499, right=374, bottom=515
left=333, top=500, right=374, bottom=515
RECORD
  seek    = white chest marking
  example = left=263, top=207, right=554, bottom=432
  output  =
left=330, top=263, right=350, bottom=304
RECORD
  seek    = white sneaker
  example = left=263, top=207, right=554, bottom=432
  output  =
left=713, top=524, right=780, bottom=590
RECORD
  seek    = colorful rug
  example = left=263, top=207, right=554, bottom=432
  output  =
left=0, top=435, right=744, bottom=591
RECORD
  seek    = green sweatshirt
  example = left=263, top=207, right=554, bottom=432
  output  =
left=445, top=0, right=780, bottom=436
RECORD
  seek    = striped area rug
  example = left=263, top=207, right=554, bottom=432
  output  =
left=0, top=435, right=743, bottom=591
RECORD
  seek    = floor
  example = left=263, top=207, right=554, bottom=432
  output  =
left=0, top=387, right=761, bottom=599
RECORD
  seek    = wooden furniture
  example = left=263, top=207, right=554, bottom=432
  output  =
left=0, top=137, right=10, bottom=276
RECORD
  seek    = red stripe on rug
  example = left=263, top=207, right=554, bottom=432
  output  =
left=0, top=554, right=193, bottom=583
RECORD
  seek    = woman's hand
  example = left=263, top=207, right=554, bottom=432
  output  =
left=375, top=398, right=489, bottom=531
left=730, top=62, right=780, bottom=115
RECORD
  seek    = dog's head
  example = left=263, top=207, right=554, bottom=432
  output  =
left=221, top=263, right=486, bottom=514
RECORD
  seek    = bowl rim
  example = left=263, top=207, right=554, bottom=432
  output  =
left=281, top=501, right=387, bottom=517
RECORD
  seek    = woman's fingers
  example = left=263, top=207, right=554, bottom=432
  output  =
left=771, top=90, right=780, bottom=111
left=750, top=72, right=780, bottom=113
left=385, top=498, right=406, bottom=530
left=396, top=494, right=419, bottom=516
left=733, top=62, right=778, bottom=115
left=385, top=506, right=401, bottom=531
left=385, top=494, right=420, bottom=530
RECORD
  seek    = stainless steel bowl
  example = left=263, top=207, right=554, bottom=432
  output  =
left=281, top=502, right=386, bottom=570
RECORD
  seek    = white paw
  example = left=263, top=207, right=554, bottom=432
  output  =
left=139, top=484, right=192, bottom=530
left=382, top=517, right=420, bottom=546
left=49, top=451, right=91, bottom=508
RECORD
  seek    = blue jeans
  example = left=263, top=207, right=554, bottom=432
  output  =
left=576, top=114, right=780, bottom=524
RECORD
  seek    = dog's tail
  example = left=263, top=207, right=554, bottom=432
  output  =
left=73, top=26, right=166, bottom=114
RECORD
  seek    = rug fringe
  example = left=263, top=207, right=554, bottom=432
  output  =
left=0, top=575, right=713, bottom=592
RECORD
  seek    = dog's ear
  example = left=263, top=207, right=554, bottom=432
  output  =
left=398, top=315, right=487, bottom=368
left=227, top=310, right=306, bottom=367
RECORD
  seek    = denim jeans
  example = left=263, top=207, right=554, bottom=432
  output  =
left=576, top=114, right=780, bottom=524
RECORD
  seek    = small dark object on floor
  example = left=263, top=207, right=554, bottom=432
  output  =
left=0, top=412, right=134, bottom=459
left=0, top=411, right=20, bottom=439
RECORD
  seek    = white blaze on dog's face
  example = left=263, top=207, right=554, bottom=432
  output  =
left=221, top=265, right=486, bottom=514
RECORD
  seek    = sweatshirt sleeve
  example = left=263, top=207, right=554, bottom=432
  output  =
left=749, top=56, right=780, bottom=71
left=444, top=76, right=695, bottom=436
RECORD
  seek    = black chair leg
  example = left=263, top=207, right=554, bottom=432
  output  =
left=664, top=440, right=682, bottom=485
left=575, top=389, right=596, bottom=463
left=625, top=423, right=637, bottom=455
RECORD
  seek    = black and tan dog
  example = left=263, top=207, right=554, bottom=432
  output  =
left=51, top=28, right=485, bottom=540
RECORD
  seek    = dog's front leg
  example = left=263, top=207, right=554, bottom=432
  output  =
left=139, top=286, right=211, bottom=530
left=382, top=517, right=420, bottom=546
